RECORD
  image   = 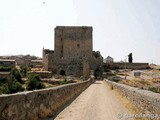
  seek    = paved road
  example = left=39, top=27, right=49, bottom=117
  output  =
left=54, top=81, right=132, bottom=120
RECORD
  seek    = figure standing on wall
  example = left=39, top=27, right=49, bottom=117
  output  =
left=128, top=53, right=133, bottom=63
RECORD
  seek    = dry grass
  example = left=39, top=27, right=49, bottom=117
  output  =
left=104, top=81, right=151, bottom=120
left=43, top=82, right=56, bottom=88
left=120, top=79, right=152, bottom=88
left=151, top=78, right=160, bottom=83
left=119, top=78, right=160, bottom=90
left=106, top=80, right=146, bottom=120
left=113, top=89, right=151, bottom=120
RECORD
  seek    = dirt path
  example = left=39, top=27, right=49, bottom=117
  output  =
left=54, top=81, right=132, bottom=120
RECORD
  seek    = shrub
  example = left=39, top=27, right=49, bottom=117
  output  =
left=0, top=66, right=12, bottom=71
left=27, top=77, right=37, bottom=90
left=11, top=68, right=22, bottom=83
left=10, top=81, right=24, bottom=93
left=0, top=71, right=24, bottom=94
left=94, top=68, right=101, bottom=79
left=0, top=78, right=7, bottom=85
left=148, top=87, right=160, bottom=93
left=0, top=81, right=24, bottom=94
left=59, top=78, right=69, bottom=85
left=36, top=82, right=45, bottom=89
left=7, top=74, right=24, bottom=93
left=20, top=65, right=28, bottom=77
left=0, top=84, right=9, bottom=94
left=27, top=74, right=45, bottom=90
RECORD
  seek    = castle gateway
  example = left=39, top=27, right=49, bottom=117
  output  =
left=43, top=26, right=103, bottom=77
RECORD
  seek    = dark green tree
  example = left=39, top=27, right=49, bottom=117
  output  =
left=11, top=68, right=22, bottom=83
left=7, top=72, right=24, bottom=94
left=93, top=51, right=101, bottom=59
left=27, top=74, right=45, bottom=90
left=20, top=65, right=31, bottom=77
left=0, top=68, right=24, bottom=94
left=128, top=53, right=133, bottom=63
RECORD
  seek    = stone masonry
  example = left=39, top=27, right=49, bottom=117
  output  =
left=0, top=78, right=95, bottom=120
left=105, top=79, right=160, bottom=115
left=43, top=26, right=103, bottom=77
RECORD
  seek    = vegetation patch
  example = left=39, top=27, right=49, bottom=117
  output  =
left=0, top=68, right=24, bottom=94
left=26, top=74, right=45, bottom=90
left=148, top=87, right=160, bottom=93
left=0, top=66, right=12, bottom=71
left=59, top=78, right=70, bottom=85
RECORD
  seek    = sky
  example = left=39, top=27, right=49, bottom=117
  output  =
left=0, top=0, right=160, bottom=64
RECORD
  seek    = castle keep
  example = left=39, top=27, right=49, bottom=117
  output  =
left=43, top=26, right=103, bottom=77
left=54, top=26, right=92, bottom=59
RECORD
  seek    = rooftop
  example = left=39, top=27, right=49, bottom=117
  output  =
left=0, top=59, right=15, bottom=62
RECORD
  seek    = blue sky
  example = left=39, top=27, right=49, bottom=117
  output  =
left=0, top=0, right=160, bottom=64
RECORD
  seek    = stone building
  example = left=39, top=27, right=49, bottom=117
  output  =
left=104, top=56, right=114, bottom=63
left=43, top=26, right=103, bottom=77
left=31, top=60, right=43, bottom=68
left=0, top=59, right=15, bottom=67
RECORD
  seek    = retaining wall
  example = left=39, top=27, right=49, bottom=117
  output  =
left=0, top=78, right=94, bottom=120
left=105, top=79, right=160, bottom=114
left=111, top=62, right=149, bottom=69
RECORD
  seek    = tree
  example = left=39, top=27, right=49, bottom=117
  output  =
left=20, top=65, right=31, bottom=77
left=11, top=68, right=22, bottom=83
left=0, top=68, right=24, bottom=94
left=128, top=53, right=133, bottom=63
left=27, top=74, right=45, bottom=90
left=7, top=72, right=24, bottom=94
left=93, top=51, right=102, bottom=59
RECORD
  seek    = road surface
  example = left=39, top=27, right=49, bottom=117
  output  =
left=54, top=80, right=132, bottom=120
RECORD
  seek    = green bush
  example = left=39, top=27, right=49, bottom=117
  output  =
left=148, top=87, right=160, bottom=93
left=94, top=68, right=101, bottom=79
left=0, top=78, right=7, bottom=85
left=27, top=78, right=37, bottom=90
left=20, top=65, right=30, bottom=77
left=7, top=74, right=24, bottom=94
left=0, top=84, right=9, bottom=94
left=27, top=74, right=45, bottom=90
left=59, top=78, right=69, bottom=85
left=10, top=81, right=24, bottom=93
left=11, top=68, right=22, bottom=83
left=0, top=66, right=12, bottom=71
left=36, top=82, right=45, bottom=89
left=0, top=81, right=24, bottom=94
left=0, top=69, right=24, bottom=94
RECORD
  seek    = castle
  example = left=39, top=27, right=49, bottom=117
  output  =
left=43, top=26, right=103, bottom=77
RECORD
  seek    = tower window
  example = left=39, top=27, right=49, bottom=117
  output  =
left=77, top=44, right=80, bottom=48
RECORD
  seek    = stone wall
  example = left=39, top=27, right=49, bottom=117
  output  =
left=0, top=78, right=94, bottom=120
left=0, top=59, right=15, bottom=67
left=83, top=58, right=90, bottom=80
left=110, top=62, right=149, bottom=69
left=0, top=72, right=10, bottom=80
left=42, top=49, right=54, bottom=71
left=54, top=26, right=93, bottom=59
left=42, top=26, right=103, bottom=76
left=28, top=71, right=52, bottom=78
left=31, top=60, right=43, bottom=68
left=105, top=79, right=160, bottom=114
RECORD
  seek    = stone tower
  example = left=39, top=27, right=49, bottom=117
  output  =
left=54, top=26, right=93, bottom=60
left=43, top=26, right=103, bottom=77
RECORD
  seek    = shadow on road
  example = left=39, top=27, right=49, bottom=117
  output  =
left=43, top=86, right=90, bottom=120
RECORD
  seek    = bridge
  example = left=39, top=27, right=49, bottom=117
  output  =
left=53, top=81, right=132, bottom=120
left=0, top=79, right=159, bottom=120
